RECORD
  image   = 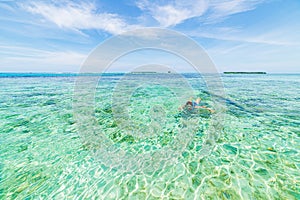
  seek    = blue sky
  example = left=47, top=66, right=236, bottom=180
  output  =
left=0, top=0, right=300, bottom=73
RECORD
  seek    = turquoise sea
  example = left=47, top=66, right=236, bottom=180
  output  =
left=0, top=73, right=299, bottom=199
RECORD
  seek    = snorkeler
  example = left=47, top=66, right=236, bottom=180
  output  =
left=179, top=97, right=214, bottom=113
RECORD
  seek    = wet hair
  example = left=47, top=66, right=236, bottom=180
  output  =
left=186, top=101, right=193, bottom=106
left=185, top=101, right=193, bottom=110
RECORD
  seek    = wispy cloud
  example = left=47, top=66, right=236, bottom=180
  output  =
left=19, top=0, right=266, bottom=33
left=207, top=0, right=264, bottom=23
left=0, top=45, right=86, bottom=72
left=188, top=26, right=300, bottom=46
left=20, top=1, right=134, bottom=34
left=136, top=0, right=265, bottom=27
left=190, top=31, right=299, bottom=46
left=207, top=42, right=300, bottom=73
left=137, top=0, right=209, bottom=27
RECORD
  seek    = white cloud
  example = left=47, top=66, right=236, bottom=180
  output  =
left=21, top=1, right=134, bottom=34
left=137, top=0, right=265, bottom=27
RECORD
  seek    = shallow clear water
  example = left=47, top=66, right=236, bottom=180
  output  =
left=0, top=74, right=299, bottom=199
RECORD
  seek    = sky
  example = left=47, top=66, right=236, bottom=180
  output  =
left=0, top=0, right=300, bottom=73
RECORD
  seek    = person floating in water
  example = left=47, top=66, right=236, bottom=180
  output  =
left=179, top=97, right=214, bottom=113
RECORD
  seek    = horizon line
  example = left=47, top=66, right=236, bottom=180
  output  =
left=0, top=72, right=221, bottom=75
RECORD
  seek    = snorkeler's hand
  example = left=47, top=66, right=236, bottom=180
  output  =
left=198, top=106, right=215, bottom=113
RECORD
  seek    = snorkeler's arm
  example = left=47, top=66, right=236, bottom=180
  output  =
left=194, top=105, right=206, bottom=109
left=206, top=108, right=215, bottom=113
left=195, top=105, right=215, bottom=113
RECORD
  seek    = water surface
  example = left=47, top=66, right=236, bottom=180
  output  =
left=0, top=73, right=299, bottom=199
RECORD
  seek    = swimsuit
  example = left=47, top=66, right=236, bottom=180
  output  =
left=192, top=101, right=199, bottom=107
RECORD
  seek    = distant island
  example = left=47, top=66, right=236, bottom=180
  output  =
left=224, top=72, right=267, bottom=74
